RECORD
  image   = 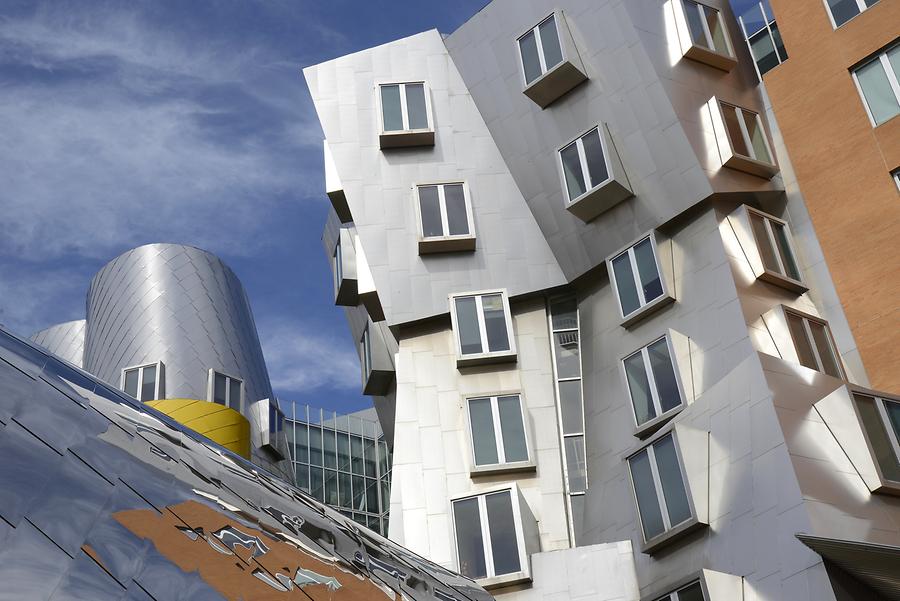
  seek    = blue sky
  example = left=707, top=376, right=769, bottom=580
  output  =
left=0, top=0, right=767, bottom=415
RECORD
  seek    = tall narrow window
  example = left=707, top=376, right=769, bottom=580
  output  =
left=416, top=183, right=476, bottom=253
left=361, top=326, right=372, bottom=380
left=451, top=291, right=515, bottom=364
left=854, top=392, right=900, bottom=483
left=682, top=1, right=731, bottom=56
left=559, top=127, right=611, bottom=204
left=623, top=336, right=683, bottom=430
left=853, top=46, right=900, bottom=127
left=737, top=2, right=787, bottom=77
left=333, top=239, right=343, bottom=295
left=784, top=311, right=844, bottom=379
left=468, top=395, right=529, bottom=468
left=825, top=0, right=879, bottom=28
left=550, top=297, right=587, bottom=494
left=747, top=209, right=801, bottom=282
left=210, top=370, right=243, bottom=411
left=122, top=362, right=162, bottom=402
left=719, top=101, right=774, bottom=165
left=610, top=236, right=666, bottom=320
left=452, top=489, right=524, bottom=580
left=379, top=82, right=430, bottom=132
left=655, top=581, right=706, bottom=601
left=518, top=14, right=564, bottom=86
left=628, top=433, right=693, bottom=543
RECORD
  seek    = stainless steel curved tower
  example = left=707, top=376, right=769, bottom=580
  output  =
left=30, top=318, right=85, bottom=367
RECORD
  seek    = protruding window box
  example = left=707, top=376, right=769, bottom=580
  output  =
left=361, top=322, right=394, bottom=396
left=450, top=290, right=517, bottom=368
left=354, top=235, right=385, bottom=322
left=608, top=233, right=676, bottom=328
left=558, top=124, right=633, bottom=222
left=324, top=140, right=352, bottom=223
left=517, top=11, right=587, bottom=108
left=333, top=229, right=357, bottom=307
left=415, top=182, right=476, bottom=254
left=761, top=305, right=846, bottom=380
left=377, top=81, right=435, bottom=149
left=254, top=398, right=286, bottom=460
left=727, top=205, right=807, bottom=294
left=708, top=97, right=779, bottom=179
left=671, top=0, right=737, bottom=71
left=651, top=569, right=745, bottom=601
left=122, top=361, right=164, bottom=402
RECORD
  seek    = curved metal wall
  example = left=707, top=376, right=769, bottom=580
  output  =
left=30, top=319, right=86, bottom=367
left=83, top=243, right=273, bottom=406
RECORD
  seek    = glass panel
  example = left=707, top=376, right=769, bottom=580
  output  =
left=213, top=373, right=227, bottom=406
left=498, top=395, right=528, bottom=463
left=705, top=5, right=728, bottom=55
left=550, top=297, right=578, bottom=330
left=337, top=432, right=351, bottom=471
left=364, top=438, right=377, bottom=477
left=295, top=425, right=309, bottom=463
left=684, top=1, right=709, bottom=47
left=324, top=469, right=338, bottom=505
left=140, top=366, right=156, bottom=401
left=750, top=29, right=779, bottom=76
left=771, top=221, right=800, bottom=280
left=655, top=436, right=692, bottom=527
left=333, top=241, right=342, bottom=292
left=486, top=491, right=521, bottom=576
left=721, top=103, right=750, bottom=157
left=808, top=321, right=841, bottom=378
left=444, top=184, right=470, bottom=236
left=405, top=83, right=428, bottom=130
left=378, top=440, right=389, bottom=476
left=229, top=379, right=241, bottom=410
left=581, top=128, right=609, bottom=188
left=826, top=0, right=861, bottom=27
left=560, top=142, right=587, bottom=201
left=124, top=369, right=138, bottom=398
left=339, top=472, right=352, bottom=508
left=380, top=84, right=403, bottom=131
left=749, top=212, right=780, bottom=273
left=624, top=351, right=656, bottom=425
left=565, top=436, right=587, bottom=492
left=323, top=429, right=337, bottom=469
left=350, top=435, right=365, bottom=475
left=676, top=581, right=706, bottom=601
left=482, top=294, right=511, bottom=353
left=855, top=395, right=900, bottom=482
left=856, top=58, right=900, bottom=126
left=309, top=427, right=323, bottom=466
left=886, top=399, right=900, bottom=448
left=630, top=449, right=665, bottom=540
left=469, top=397, right=499, bottom=466
left=742, top=110, right=771, bottom=163
left=518, top=30, right=543, bottom=85
left=889, top=46, right=900, bottom=81
left=634, top=238, right=664, bottom=303
left=559, top=379, right=584, bottom=435
left=380, top=480, right=391, bottom=512
left=648, top=338, right=682, bottom=413
left=612, top=253, right=640, bottom=316
left=455, top=297, right=483, bottom=355
left=553, top=331, right=580, bottom=379
left=366, top=478, right=379, bottom=512
left=418, top=186, right=443, bottom=237
left=771, top=23, right=787, bottom=63
left=310, top=467, right=324, bottom=502
left=295, top=464, right=309, bottom=490
left=352, top=475, right=366, bottom=511
left=538, top=15, right=563, bottom=71
left=362, top=329, right=372, bottom=378
left=786, top=313, right=818, bottom=370
left=453, top=498, right=486, bottom=579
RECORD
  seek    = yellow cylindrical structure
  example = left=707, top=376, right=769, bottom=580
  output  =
left=146, top=399, right=251, bottom=459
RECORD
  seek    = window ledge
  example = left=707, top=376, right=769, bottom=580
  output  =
left=758, top=271, right=808, bottom=295
left=620, top=294, right=675, bottom=329
left=335, top=279, right=358, bottom=307
left=566, top=177, right=633, bottom=223
left=457, top=350, right=517, bottom=369
left=723, top=154, right=779, bottom=179
left=641, top=518, right=707, bottom=555
left=523, top=59, right=587, bottom=109
left=418, top=235, right=476, bottom=255
left=873, top=480, right=900, bottom=497
left=476, top=571, right=532, bottom=591
left=684, top=45, right=737, bottom=72
left=633, top=406, right=684, bottom=439
left=362, top=369, right=394, bottom=396
left=470, top=460, right=537, bottom=478
left=379, top=129, right=435, bottom=150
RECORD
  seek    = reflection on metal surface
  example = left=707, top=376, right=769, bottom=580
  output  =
left=0, top=326, right=492, bottom=601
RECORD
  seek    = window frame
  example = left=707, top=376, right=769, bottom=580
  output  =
left=607, top=233, right=673, bottom=326
left=361, top=325, right=372, bottom=382
left=449, top=485, right=529, bottom=585
left=676, top=0, right=737, bottom=70
left=375, top=80, right=434, bottom=136
left=654, top=579, right=707, bottom=601
left=449, top=289, right=517, bottom=366
left=516, top=12, right=565, bottom=88
left=783, top=308, right=846, bottom=380
left=557, top=124, right=615, bottom=206
left=333, top=238, right=343, bottom=296
left=851, top=46, right=900, bottom=128
left=822, top=0, right=880, bottom=29
left=465, top=392, right=534, bottom=475
left=850, top=388, right=900, bottom=490
left=207, top=369, right=244, bottom=412
left=718, top=100, right=776, bottom=166
left=744, top=206, right=805, bottom=291
left=121, top=361, right=163, bottom=402
left=621, top=334, right=686, bottom=437
left=413, top=181, right=477, bottom=253
left=893, top=168, right=900, bottom=193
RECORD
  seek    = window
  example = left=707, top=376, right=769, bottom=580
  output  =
left=468, top=395, right=529, bottom=469
left=452, top=489, right=525, bottom=581
left=415, top=183, right=475, bottom=253
left=610, top=236, right=667, bottom=321
left=122, top=362, right=162, bottom=402
left=210, top=370, right=243, bottom=411
left=854, top=392, right=900, bottom=483
left=719, top=101, right=774, bottom=166
left=451, top=291, right=516, bottom=365
left=380, top=82, right=429, bottom=132
left=655, top=581, right=706, bottom=601
left=853, top=46, right=900, bottom=127
left=361, top=326, right=372, bottom=380
left=682, top=1, right=731, bottom=57
left=558, top=124, right=632, bottom=221
left=785, top=310, right=844, bottom=379
left=824, top=0, right=879, bottom=28
left=738, top=2, right=788, bottom=78
left=623, top=336, right=683, bottom=431
left=747, top=208, right=801, bottom=283
left=269, top=403, right=284, bottom=435
left=560, top=127, right=612, bottom=204
left=333, top=239, right=342, bottom=295
left=893, top=168, right=900, bottom=192
left=518, top=14, right=564, bottom=86
left=628, top=433, right=694, bottom=544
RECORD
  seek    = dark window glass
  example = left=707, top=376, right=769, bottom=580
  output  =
left=213, top=372, right=227, bottom=406
left=337, top=433, right=351, bottom=471
left=559, top=379, right=583, bottom=435
left=630, top=449, right=665, bottom=540
left=538, top=15, right=563, bottom=70
left=486, top=491, right=521, bottom=575
left=339, top=472, right=352, bottom=508
left=550, top=297, right=578, bottom=330
left=380, top=85, right=403, bottom=131
left=364, top=438, right=377, bottom=477
left=444, top=184, right=469, bottom=236
left=684, top=0, right=708, bottom=47
left=353, top=474, right=366, bottom=511
left=482, top=294, right=510, bottom=353
left=634, top=238, right=663, bottom=303
left=405, top=83, right=428, bottom=130
left=469, top=397, right=499, bottom=466
left=418, top=186, right=443, bottom=237
left=519, top=30, right=542, bottom=84
left=676, top=581, right=706, bottom=601
left=498, top=395, right=528, bottom=463
left=655, top=435, right=692, bottom=526
left=855, top=395, right=899, bottom=480
left=294, top=425, right=309, bottom=463
left=772, top=221, right=800, bottom=280
left=366, top=478, right=379, bottom=512
left=324, top=469, right=338, bottom=505
left=124, top=369, right=139, bottom=398
left=453, top=498, right=486, bottom=579
left=625, top=351, right=656, bottom=425
left=350, top=435, right=365, bottom=475
left=561, top=142, right=586, bottom=201
left=310, top=467, right=324, bottom=502
left=826, top=0, right=861, bottom=26
left=455, top=297, right=483, bottom=355
left=612, top=253, right=640, bottom=316
left=648, top=338, right=681, bottom=413
left=309, top=427, right=323, bottom=466
left=295, top=464, right=309, bottom=490
left=140, top=365, right=156, bottom=401
left=582, top=128, right=609, bottom=188
left=323, top=429, right=337, bottom=469
left=886, top=400, right=900, bottom=447
left=749, top=28, right=779, bottom=75
left=229, top=378, right=241, bottom=410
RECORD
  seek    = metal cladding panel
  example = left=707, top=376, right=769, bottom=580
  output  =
left=30, top=319, right=86, bottom=367
left=0, top=327, right=494, bottom=601
left=83, top=244, right=273, bottom=407
left=304, top=30, right=567, bottom=328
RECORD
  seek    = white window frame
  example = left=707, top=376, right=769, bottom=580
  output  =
left=557, top=125, right=614, bottom=205
left=413, top=181, right=476, bottom=241
left=608, top=234, right=668, bottom=321
left=121, top=361, right=163, bottom=402
left=449, top=290, right=517, bottom=361
left=466, top=394, right=531, bottom=468
left=682, top=0, right=734, bottom=57
left=450, top=485, right=528, bottom=581
left=375, top=81, right=434, bottom=135
left=851, top=47, right=900, bottom=128
left=784, top=309, right=846, bottom=380
left=654, top=580, right=707, bottom=601
left=621, top=335, right=686, bottom=432
left=207, top=369, right=244, bottom=412
left=745, top=206, right=803, bottom=285
left=822, top=0, right=879, bottom=29
left=516, top=13, right=564, bottom=87
left=718, top=100, right=776, bottom=165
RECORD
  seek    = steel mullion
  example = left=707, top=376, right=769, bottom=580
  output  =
left=475, top=296, right=490, bottom=354
left=478, top=496, right=495, bottom=577
left=763, top=217, right=787, bottom=276
left=136, top=368, right=144, bottom=402
left=646, top=444, right=672, bottom=529
left=876, top=398, right=900, bottom=462
left=627, top=247, right=647, bottom=306
left=399, top=83, right=409, bottom=131
left=437, top=185, right=450, bottom=237
left=881, top=54, right=900, bottom=105
left=801, top=318, right=826, bottom=373
left=533, top=25, right=547, bottom=74
left=642, top=346, right=664, bottom=417
left=490, top=396, right=506, bottom=464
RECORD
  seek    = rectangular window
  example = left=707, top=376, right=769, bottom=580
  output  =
left=893, top=168, right=900, bottom=192
left=785, top=311, right=844, bottom=379
left=747, top=209, right=801, bottom=282
left=333, top=239, right=342, bottom=295
left=655, top=581, right=706, bottom=601
left=451, top=291, right=515, bottom=361
left=122, top=362, right=162, bottom=402
left=361, top=326, right=372, bottom=380
left=719, top=101, right=774, bottom=165
left=379, top=82, right=430, bottom=132
left=468, top=395, right=529, bottom=467
left=416, top=183, right=474, bottom=239
left=825, top=0, right=879, bottom=28
left=452, top=489, right=524, bottom=580
left=853, top=46, right=900, bottom=127
left=854, top=392, right=900, bottom=483
left=210, top=370, right=243, bottom=411
left=518, top=14, right=564, bottom=86
left=610, top=236, right=665, bottom=319
left=559, top=127, right=611, bottom=203
left=623, top=336, right=683, bottom=429
left=683, top=0, right=731, bottom=56
left=628, top=433, right=693, bottom=542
